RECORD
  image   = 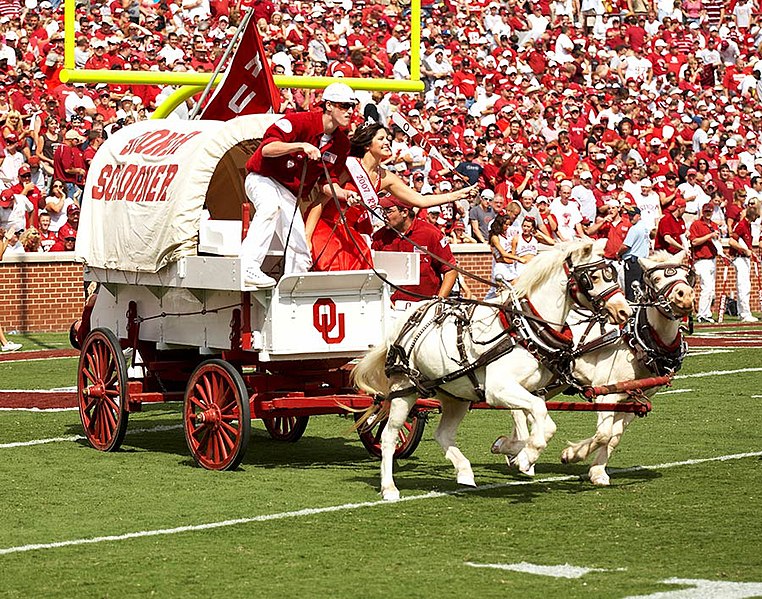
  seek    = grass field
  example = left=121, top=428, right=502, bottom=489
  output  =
left=1, top=340, right=761, bottom=598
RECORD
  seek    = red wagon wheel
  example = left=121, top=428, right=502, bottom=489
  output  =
left=183, top=359, right=251, bottom=471
left=355, top=409, right=427, bottom=459
left=78, top=328, right=129, bottom=452
left=262, top=416, right=310, bottom=442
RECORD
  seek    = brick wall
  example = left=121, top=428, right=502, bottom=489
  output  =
left=1, top=248, right=760, bottom=333
left=1, top=254, right=85, bottom=333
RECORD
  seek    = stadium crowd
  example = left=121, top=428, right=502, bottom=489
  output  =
left=1, top=0, right=761, bottom=323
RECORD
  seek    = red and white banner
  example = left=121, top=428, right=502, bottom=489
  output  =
left=198, top=14, right=280, bottom=120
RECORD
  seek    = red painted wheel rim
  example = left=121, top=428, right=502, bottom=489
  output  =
left=78, top=331, right=125, bottom=451
left=356, top=410, right=424, bottom=459
left=184, top=364, right=245, bottom=470
left=262, top=416, right=308, bottom=442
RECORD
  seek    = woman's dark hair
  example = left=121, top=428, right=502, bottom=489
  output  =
left=350, top=122, right=387, bottom=157
left=489, top=214, right=510, bottom=238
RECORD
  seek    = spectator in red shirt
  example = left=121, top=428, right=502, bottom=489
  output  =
left=728, top=199, right=759, bottom=322
left=53, top=129, right=87, bottom=199
left=654, top=198, right=688, bottom=254
left=689, top=202, right=724, bottom=323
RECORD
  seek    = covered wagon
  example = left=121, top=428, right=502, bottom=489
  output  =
left=73, top=115, right=427, bottom=470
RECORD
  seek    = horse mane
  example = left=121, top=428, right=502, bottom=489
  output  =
left=509, top=240, right=594, bottom=299
left=649, top=250, right=676, bottom=264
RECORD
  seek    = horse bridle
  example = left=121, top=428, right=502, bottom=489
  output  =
left=565, top=257, right=622, bottom=314
left=640, top=263, right=696, bottom=320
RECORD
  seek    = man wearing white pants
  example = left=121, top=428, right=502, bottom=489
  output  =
left=689, top=202, right=723, bottom=323
left=241, top=174, right=312, bottom=277
left=241, top=82, right=358, bottom=289
left=729, top=201, right=760, bottom=322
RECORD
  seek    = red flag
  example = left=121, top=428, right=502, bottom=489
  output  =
left=198, top=15, right=281, bottom=119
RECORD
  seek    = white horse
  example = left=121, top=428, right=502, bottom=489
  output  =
left=495, top=251, right=695, bottom=486
left=353, top=240, right=632, bottom=501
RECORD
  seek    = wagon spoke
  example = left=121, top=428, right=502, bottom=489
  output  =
left=189, top=394, right=207, bottom=411
left=83, top=367, right=97, bottom=385
left=219, top=420, right=240, bottom=438
left=102, top=394, right=121, bottom=414
left=102, top=401, right=117, bottom=432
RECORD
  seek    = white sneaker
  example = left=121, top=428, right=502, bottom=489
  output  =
left=741, top=315, right=759, bottom=323
left=244, top=266, right=276, bottom=289
left=1, top=341, right=22, bottom=352
left=696, top=316, right=715, bottom=324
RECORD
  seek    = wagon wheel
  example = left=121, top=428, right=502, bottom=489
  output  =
left=183, top=359, right=251, bottom=471
left=262, top=416, right=309, bottom=442
left=78, top=328, right=129, bottom=452
left=355, top=408, right=426, bottom=459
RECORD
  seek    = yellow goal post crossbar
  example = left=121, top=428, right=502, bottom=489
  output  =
left=60, top=0, right=423, bottom=118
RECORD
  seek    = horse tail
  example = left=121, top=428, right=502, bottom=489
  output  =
left=351, top=342, right=391, bottom=398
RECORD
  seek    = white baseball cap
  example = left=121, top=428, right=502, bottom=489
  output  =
left=481, top=189, right=495, bottom=200
left=322, top=82, right=358, bottom=104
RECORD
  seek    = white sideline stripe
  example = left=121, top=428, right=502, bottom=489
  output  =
left=0, top=450, right=760, bottom=557
left=0, top=388, right=76, bottom=393
left=0, top=424, right=182, bottom=449
left=655, top=389, right=692, bottom=395
left=0, top=407, right=78, bottom=413
left=687, top=349, right=734, bottom=356
left=674, top=367, right=762, bottom=379
left=0, top=356, right=76, bottom=364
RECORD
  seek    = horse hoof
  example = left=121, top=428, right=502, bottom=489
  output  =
left=457, top=473, right=477, bottom=488
left=382, top=489, right=401, bottom=501
left=514, top=452, right=535, bottom=476
left=589, top=469, right=610, bottom=486
left=490, top=436, right=508, bottom=454
left=522, top=464, right=535, bottom=477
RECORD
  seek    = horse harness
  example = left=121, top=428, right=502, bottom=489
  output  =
left=383, top=297, right=577, bottom=403
left=621, top=304, right=687, bottom=377
left=383, top=257, right=621, bottom=403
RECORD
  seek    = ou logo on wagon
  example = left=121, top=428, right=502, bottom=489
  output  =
left=312, top=298, right=346, bottom=344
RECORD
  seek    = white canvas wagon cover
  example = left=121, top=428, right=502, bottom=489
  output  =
left=76, top=114, right=280, bottom=273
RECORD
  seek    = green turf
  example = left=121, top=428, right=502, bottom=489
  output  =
left=0, top=356, right=78, bottom=390
left=0, top=349, right=760, bottom=598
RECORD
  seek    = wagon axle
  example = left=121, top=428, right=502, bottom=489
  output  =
left=194, top=405, right=222, bottom=425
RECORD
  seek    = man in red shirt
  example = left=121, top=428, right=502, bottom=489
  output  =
left=53, top=129, right=87, bottom=199
left=241, top=83, right=357, bottom=289
left=654, top=197, right=687, bottom=254
left=689, top=202, right=723, bottom=323
left=9, top=164, right=43, bottom=228
left=728, top=200, right=759, bottom=322
left=371, top=195, right=457, bottom=310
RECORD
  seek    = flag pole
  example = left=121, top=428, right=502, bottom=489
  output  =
left=189, top=8, right=256, bottom=119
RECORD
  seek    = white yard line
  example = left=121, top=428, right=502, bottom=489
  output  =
left=464, top=561, right=625, bottom=578
left=0, top=407, right=79, bottom=413
left=674, top=367, right=762, bottom=380
left=655, top=389, right=693, bottom=395
left=0, top=424, right=182, bottom=449
left=0, top=450, right=759, bottom=557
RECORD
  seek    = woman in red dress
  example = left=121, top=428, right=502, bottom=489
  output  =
left=308, top=122, right=477, bottom=271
